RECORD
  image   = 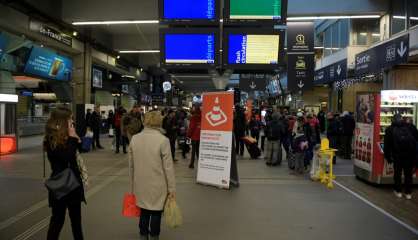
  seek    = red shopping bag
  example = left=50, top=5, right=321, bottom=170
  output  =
left=122, top=193, right=141, bottom=217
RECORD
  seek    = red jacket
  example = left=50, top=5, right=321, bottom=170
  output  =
left=187, top=114, right=201, bottom=141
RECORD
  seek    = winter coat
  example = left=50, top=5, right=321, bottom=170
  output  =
left=249, top=119, right=262, bottom=136
left=46, top=137, right=85, bottom=207
left=128, top=128, right=176, bottom=211
left=234, top=111, right=246, bottom=138
left=90, top=111, right=101, bottom=130
left=163, top=116, right=177, bottom=139
left=341, top=115, right=356, bottom=136
left=384, top=122, right=418, bottom=165
left=187, top=114, right=202, bottom=141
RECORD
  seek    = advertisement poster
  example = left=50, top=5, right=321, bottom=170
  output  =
left=354, top=123, right=374, bottom=171
left=354, top=93, right=377, bottom=171
left=356, top=94, right=375, bottom=124
left=197, top=92, right=234, bottom=188
left=24, top=46, right=72, bottom=81
left=92, top=68, right=103, bottom=88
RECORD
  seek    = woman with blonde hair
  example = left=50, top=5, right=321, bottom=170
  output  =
left=44, top=106, right=85, bottom=240
left=129, top=111, right=176, bottom=240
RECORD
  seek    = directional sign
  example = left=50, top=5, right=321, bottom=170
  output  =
left=314, top=59, right=347, bottom=84
left=355, top=34, right=409, bottom=76
left=239, top=74, right=269, bottom=92
left=288, top=54, right=314, bottom=92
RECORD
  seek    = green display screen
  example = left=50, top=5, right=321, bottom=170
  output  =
left=229, top=0, right=282, bottom=20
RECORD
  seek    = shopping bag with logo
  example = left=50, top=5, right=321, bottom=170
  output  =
left=108, top=128, right=114, bottom=137
left=122, top=193, right=141, bottom=218
left=164, top=198, right=183, bottom=228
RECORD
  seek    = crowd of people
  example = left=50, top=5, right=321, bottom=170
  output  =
left=232, top=106, right=357, bottom=172
left=42, top=102, right=417, bottom=240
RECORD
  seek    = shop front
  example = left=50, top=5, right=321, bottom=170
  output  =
left=352, top=33, right=418, bottom=184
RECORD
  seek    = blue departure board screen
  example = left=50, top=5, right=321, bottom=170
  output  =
left=165, top=34, right=215, bottom=64
left=228, top=34, right=280, bottom=64
left=163, top=0, right=215, bottom=20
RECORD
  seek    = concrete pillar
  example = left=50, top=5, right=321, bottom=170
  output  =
left=73, top=43, right=92, bottom=105
left=0, top=71, right=15, bottom=94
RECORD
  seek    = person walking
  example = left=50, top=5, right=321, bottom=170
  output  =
left=249, top=115, right=261, bottom=143
left=326, top=112, right=339, bottom=163
left=163, top=109, right=178, bottom=161
left=340, top=111, right=356, bottom=159
left=128, top=111, right=176, bottom=240
left=384, top=114, right=418, bottom=200
left=187, top=108, right=202, bottom=169
left=114, top=107, right=128, bottom=154
left=292, top=113, right=311, bottom=174
left=234, top=105, right=246, bottom=157
left=91, top=106, right=104, bottom=149
left=265, top=112, right=284, bottom=166
left=44, top=107, right=85, bottom=240
left=122, top=104, right=144, bottom=141
left=176, top=110, right=189, bottom=159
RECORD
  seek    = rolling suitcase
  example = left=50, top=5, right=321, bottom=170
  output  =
left=287, top=150, right=296, bottom=170
left=245, top=142, right=261, bottom=159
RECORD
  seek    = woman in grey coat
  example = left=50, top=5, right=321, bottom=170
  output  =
left=128, top=111, right=176, bottom=240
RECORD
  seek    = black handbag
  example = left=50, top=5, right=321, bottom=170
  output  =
left=45, top=167, right=80, bottom=200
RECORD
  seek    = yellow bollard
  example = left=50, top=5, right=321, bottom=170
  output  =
left=317, top=138, right=337, bottom=189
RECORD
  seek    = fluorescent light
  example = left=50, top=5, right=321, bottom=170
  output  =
left=119, top=50, right=160, bottom=53
left=122, top=75, right=136, bottom=79
left=72, top=20, right=159, bottom=25
left=411, top=17, right=418, bottom=21
left=393, top=15, right=406, bottom=20
left=287, top=15, right=380, bottom=21
left=372, top=33, right=381, bottom=37
left=360, top=32, right=367, bottom=36
left=314, top=46, right=324, bottom=49
left=0, top=94, right=18, bottom=103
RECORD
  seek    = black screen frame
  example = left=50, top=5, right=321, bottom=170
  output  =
left=158, top=0, right=221, bottom=25
left=159, top=28, right=220, bottom=69
left=222, top=28, right=286, bottom=71
left=224, top=0, right=288, bottom=25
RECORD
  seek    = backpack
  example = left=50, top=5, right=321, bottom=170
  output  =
left=392, top=125, right=416, bottom=155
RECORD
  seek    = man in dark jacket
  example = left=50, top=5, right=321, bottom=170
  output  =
left=340, top=111, right=356, bottom=159
left=384, top=114, right=418, bottom=200
left=265, top=112, right=284, bottom=166
left=91, top=106, right=103, bottom=149
left=234, top=105, right=246, bottom=156
left=163, top=110, right=178, bottom=161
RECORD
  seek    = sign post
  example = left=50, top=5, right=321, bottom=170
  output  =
left=197, top=92, right=234, bottom=189
left=287, top=22, right=315, bottom=92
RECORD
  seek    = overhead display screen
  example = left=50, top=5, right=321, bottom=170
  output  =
left=228, top=34, right=280, bottom=64
left=229, top=0, right=282, bottom=20
left=163, top=0, right=216, bottom=20
left=24, top=46, right=72, bottom=81
left=164, top=34, right=215, bottom=64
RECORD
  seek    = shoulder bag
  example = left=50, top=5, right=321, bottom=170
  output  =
left=45, top=158, right=81, bottom=200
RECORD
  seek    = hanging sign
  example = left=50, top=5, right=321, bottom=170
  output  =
left=355, top=34, right=409, bottom=76
left=314, top=59, right=347, bottom=84
left=239, top=74, right=269, bottom=92
left=287, top=54, right=314, bottom=92
left=287, top=22, right=314, bottom=53
left=197, top=92, right=234, bottom=188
